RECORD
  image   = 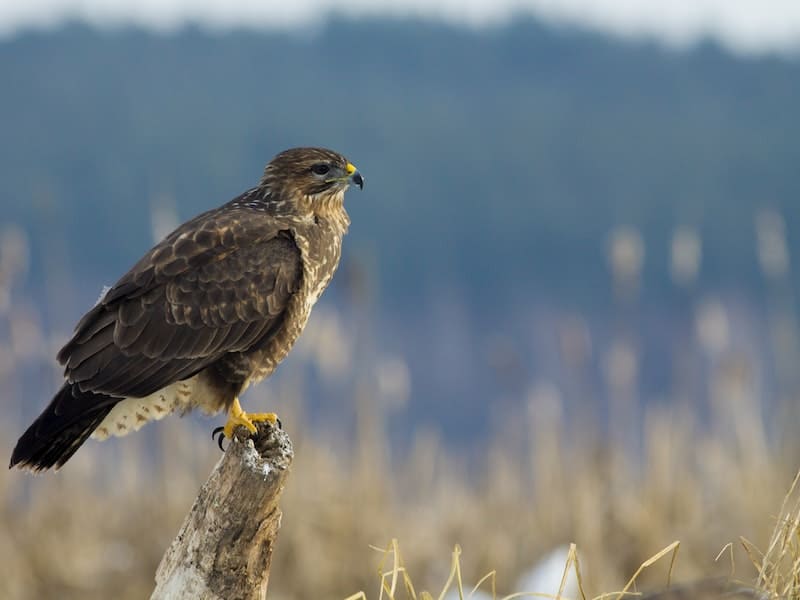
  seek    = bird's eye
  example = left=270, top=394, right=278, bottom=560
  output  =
left=311, top=164, right=330, bottom=176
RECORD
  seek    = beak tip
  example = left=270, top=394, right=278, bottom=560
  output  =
left=351, top=172, right=364, bottom=190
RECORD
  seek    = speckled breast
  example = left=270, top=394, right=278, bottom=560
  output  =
left=245, top=214, right=345, bottom=386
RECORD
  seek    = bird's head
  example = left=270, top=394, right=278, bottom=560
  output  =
left=261, top=147, right=364, bottom=207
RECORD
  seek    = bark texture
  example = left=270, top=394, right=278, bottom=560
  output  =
left=151, top=422, right=293, bottom=600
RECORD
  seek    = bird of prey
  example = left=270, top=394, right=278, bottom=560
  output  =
left=10, top=147, right=363, bottom=472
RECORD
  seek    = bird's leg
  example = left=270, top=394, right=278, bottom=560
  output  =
left=221, top=397, right=278, bottom=439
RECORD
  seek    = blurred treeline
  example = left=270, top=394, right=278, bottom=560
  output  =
left=4, top=19, right=799, bottom=297
left=1, top=17, right=799, bottom=443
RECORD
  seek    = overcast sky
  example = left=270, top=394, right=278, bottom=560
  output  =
left=2, top=0, right=799, bottom=56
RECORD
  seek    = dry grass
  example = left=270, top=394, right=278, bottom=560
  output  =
left=2, top=376, right=800, bottom=600
left=347, top=477, right=800, bottom=600
left=753, top=471, right=800, bottom=598
left=2, top=222, right=800, bottom=599
left=343, top=539, right=683, bottom=600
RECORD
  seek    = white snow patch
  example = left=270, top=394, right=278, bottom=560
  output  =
left=516, top=545, right=578, bottom=599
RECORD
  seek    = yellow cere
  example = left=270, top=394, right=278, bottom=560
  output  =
left=346, top=162, right=357, bottom=175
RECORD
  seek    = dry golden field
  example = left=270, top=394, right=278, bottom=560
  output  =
left=2, top=222, right=800, bottom=599
left=2, top=375, right=800, bottom=599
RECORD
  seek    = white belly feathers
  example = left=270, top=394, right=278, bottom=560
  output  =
left=92, top=375, right=216, bottom=440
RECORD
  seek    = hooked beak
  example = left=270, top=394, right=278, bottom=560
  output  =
left=346, top=162, right=364, bottom=190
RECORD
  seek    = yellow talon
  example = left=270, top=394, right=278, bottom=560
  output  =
left=222, top=398, right=278, bottom=438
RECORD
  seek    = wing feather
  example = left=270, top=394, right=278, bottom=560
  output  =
left=114, top=310, right=153, bottom=349
left=85, top=353, right=150, bottom=391
left=140, top=324, right=178, bottom=358
left=72, top=310, right=116, bottom=345
left=70, top=344, right=117, bottom=384
left=58, top=202, right=303, bottom=399
left=65, top=323, right=115, bottom=370
left=109, top=360, right=200, bottom=398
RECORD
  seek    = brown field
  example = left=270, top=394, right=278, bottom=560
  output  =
left=2, top=372, right=800, bottom=599
left=2, top=221, right=800, bottom=599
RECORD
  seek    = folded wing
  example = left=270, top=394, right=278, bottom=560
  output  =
left=58, top=204, right=303, bottom=399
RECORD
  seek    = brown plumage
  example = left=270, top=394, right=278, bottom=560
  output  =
left=10, top=147, right=363, bottom=471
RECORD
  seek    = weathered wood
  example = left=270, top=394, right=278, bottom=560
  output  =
left=151, top=421, right=293, bottom=600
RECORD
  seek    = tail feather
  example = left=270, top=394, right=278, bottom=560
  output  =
left=9, top=383, right=119, bottom=472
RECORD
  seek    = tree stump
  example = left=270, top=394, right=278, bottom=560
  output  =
left=151, top=421, right=293, bottom=600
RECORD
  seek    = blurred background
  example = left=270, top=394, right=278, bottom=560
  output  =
left=1, top=1, right=800, bottom=599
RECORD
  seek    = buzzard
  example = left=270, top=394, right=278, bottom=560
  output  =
left=10, top=147, right=363, bottom=471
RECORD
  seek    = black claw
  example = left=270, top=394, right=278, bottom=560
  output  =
left=276, top=418, right=283, bottom=430
left=212, top=426, right=227, bottom=451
